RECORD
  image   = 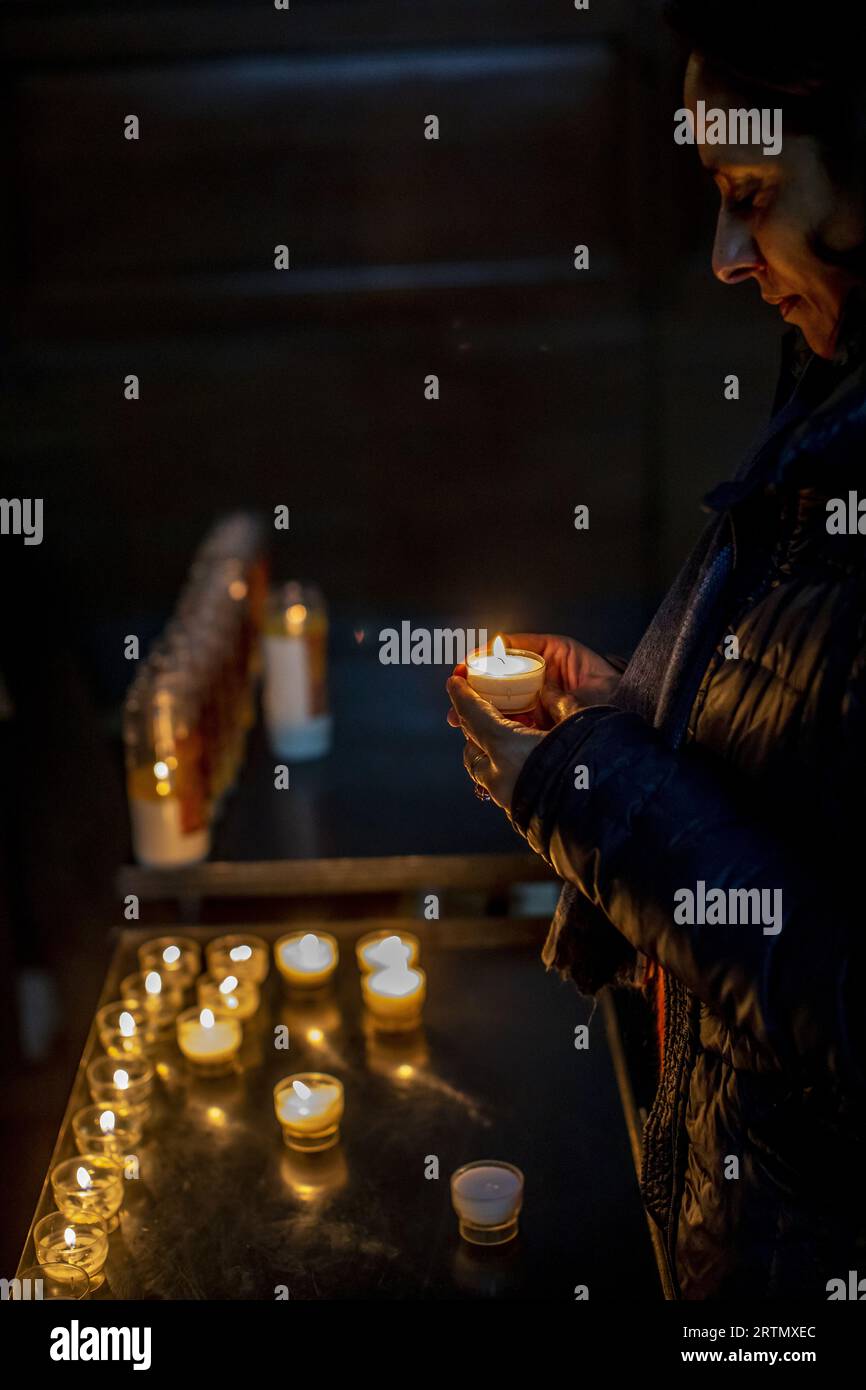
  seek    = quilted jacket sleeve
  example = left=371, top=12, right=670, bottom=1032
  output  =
left=509, top=705, right=865, bottom=1088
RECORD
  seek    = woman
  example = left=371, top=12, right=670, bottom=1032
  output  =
left=447, top=2, right=866, bottom=1300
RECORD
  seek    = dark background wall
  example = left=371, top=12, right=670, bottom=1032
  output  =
left=0, top=0, right=782, bottom=1270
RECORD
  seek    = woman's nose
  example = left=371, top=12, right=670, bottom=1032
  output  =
left=712, top=209, right=763, bottom=284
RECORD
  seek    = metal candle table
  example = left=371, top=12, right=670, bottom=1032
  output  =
left=16, top=920, right=660, bottom=1300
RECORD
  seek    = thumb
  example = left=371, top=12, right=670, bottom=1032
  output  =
left=540, top=682, right=582, bottom=724
left=446, top=675, right=519, bottom=753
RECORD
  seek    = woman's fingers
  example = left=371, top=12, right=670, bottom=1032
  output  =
left=462, top=738, right=491, bottom=790
left=540, top=683, right=582, bottom=724
left=446, top=674, right=515, bottom=754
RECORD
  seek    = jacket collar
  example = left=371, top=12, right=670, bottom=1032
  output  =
left=703, top=285, right=866, bottom=514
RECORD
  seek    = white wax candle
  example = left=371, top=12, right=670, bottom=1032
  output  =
left=129, top=797, right=210, bottom=868
left=177, top=1008, right=241, bottom=1065
left=365, top=935, right=411, bottom=968
left=465, top=637, right=545, bottom=713
left=451, top=1163, right=523, bottom=1226
left=276, top=1079, right=342, bottom=1133
left=280, top=933, right=333, bottom=973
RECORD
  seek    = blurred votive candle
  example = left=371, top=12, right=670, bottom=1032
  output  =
left=96, top=1002, right=148, bottom=1060
left=275, top=932, right=339, bottom=989
left=361, top=964, right=426, bottom=1032
left=120, top=970, right=184, bottom=1035
left=51, top=1155, right=125, bottom=1232
left=72, top=1105, right=142, bottom=1161
left=197, top=972, right=260, bottom=1021
left=206, top=934, right=269, bottom=985
left=355, top=930, right=419, bottom=974
left=34, top=1214, right=109, bottom=1290
left=87, top=1057, right=154, bottom=1121
left=466, top=636, right=545, bottom=714
left=451, top=1160, right=524, bottom=1245
left=274, top=1073, right=344, bottom=1151
left=176, top=1006, right=242, bottom=1076
left=137, top=936, right=201, bottom=988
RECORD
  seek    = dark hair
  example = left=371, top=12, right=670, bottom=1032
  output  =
left=665, top=0, right=866, bottom=276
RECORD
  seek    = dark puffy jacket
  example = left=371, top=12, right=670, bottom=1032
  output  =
left=511, top=315, right=866, bottom=1300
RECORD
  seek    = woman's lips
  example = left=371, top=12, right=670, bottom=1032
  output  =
left=767, top=294, right=801, bottom=319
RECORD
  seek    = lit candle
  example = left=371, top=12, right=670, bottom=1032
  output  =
left=120, top=969, right=184, bottom=1035
left=361, top=964, right=426, bottom=1032
left=465, top=635, right=545, bottom=714
left=137, top=936, right=201, bottom=988
left=34, top=1213, right=110, bottom=1290
left=86, top=1057, right=154, bottom=1121
left=196, top=972, right=260, bottom=1021
left=96, top=1002, right=148, bottom=1060
left=273, top=1073, right=344, bottom=1152
left=355, top=930, right=420, bottom=974
left=450, top=1160, right=524, bottom=1245
left=205, top=934, right=269, bottom=984
left=176, top=1006, right=242, bottom=1075
left=72, top=1105, right=142, bottom=1160
left=275, top=931, right=339, bottom=989
left=50, top=1155, right=125, bottom=1232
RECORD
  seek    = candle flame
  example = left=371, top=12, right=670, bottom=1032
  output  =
left=64, top=1227, right=77, bottom=1249
left=113, top=1069, right=130, bottom=1089
left=292, top=1079, right=312, bottom=1101
left=76, top=1166, right=92, bottom=1190
left=144, top=970, right=162, bottom=996
left=307, top=1027, right=324, bottom=1044
left=153, top=760, right=170, bottom=780
left=200, top=1008, right=215, bottom=1029
left=229, top=944, right=252, bottom=962
left=99, top=1110, right=116, bottom=1134
left=162, top=945, right=181, bottom=965
left=492, top=634, right=507, bottom=660
left=299, top=932, right=321, bottom=962
left=219, top=975, right=238, bottom=994
left=119, top=1010, right=136, bottom=1037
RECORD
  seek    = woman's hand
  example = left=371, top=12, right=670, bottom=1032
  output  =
left=446, top=674, right=546, bottom=811
left=447, top=634, right=621, bottom=732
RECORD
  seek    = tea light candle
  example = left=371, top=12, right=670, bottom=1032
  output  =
left=120, top=970, right=184, bottom=1035
left=96, top=1002, right=149, bottom=1060
left=176, top=1006, right=242, bottom=1076
left=87, top=1057, right=154, bottom=1121
left=16, top=1263, right=91, bottom=1300
left=355, top=930, right=420, bottom=974
left=72, top=1105, right=142, bottom=1160
left=361, top=964, right=426, bottom=1032
left=205, top=934, right=269, bottom=984
left=466, top=636, right=545, bottom=713
left=274, top=1072, right=344, bottom=1151
left=51, top=1155, right=125, bottom=1232
left=450, top=1160, right=524, bottom=1245
left=275, top=931, right=339, bottom=989
left=196, top=972, right=260, bottom=1021
left=34, top=1214, right=109, bottom=1291
left=137, top=936, right=201, bottom=988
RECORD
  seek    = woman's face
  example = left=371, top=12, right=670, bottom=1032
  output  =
left=685, top=55, right=864, bottom=358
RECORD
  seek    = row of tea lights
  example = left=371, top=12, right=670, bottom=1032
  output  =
left=33, top=930, right=522, bottom=1290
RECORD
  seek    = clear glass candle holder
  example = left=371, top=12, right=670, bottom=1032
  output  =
left=137, top=935, right=201, bottom=989
left=72, top=1104, right=143, bottom=1160
left=96, top=1001, right=149, bottom=1060
left=450, top=1160, right=524, bottom=1246
left=51, top=1154, right=125, bottom=1232
left=274, top=931, right=339, bottom=990
left=120, top=969, right=185, bottom=1035
left=35, top=1213, right=109, bottom=1291
left=15, top=1263, right=90, bottom=1300
left=205, top=934, right=269, bottom=984
left=274, top=1072, right=344, bottom=1152
left=87, top=1056, right=154, bottom=1121
left=176, top=1005, right=243, bottom=1076
left=355, top=930, right=420, bottom=974
left=361, top=965, right=426, bottom=1032
left=196, top=972, right=260, bottom=1021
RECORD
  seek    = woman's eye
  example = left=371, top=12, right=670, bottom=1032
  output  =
left=729, top=189, right=769, bottom=214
